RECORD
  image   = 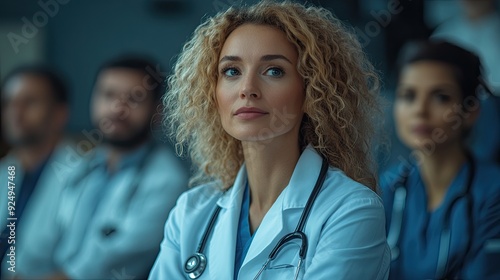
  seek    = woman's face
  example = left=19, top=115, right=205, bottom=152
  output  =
left=394, top=61, right=477, bottom=153
left=216, top=24, right=305, bottom=144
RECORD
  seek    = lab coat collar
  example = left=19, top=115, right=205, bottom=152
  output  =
left=214, top=145, right=325, bottom=276
left=281, top=145, right=324, bottom=210
left=216, top=144, right=324, bottom=210
left=216, top=163, right=247, bottom=209
left=242, top=145, right=325, bottom=273
left=210, top=165, right=246, bottom=280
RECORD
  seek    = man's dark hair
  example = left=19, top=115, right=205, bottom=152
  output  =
left=97, top=55, right=166, bottom=102
left=2, top=64, right=68, bottom=104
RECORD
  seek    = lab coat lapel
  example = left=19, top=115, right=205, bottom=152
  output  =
left=208, top=164, right=247, bottom=280
left=242, top=193, right=286, bottom=268
left=240, top=146, right=324, bottom=272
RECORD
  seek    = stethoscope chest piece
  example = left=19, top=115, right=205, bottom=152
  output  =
left=184, top=253, right=207, bottom=279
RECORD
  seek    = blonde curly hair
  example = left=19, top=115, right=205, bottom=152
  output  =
left=165, top=0, right=382, bottom=191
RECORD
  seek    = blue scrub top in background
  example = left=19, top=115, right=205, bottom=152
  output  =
left=380, top=160, right=500, bottom=280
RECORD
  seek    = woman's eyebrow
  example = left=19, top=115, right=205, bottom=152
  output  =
left=219, top=54, right=292, bottom=64
left=260, top=54, right=292, bottom=64
left=219, top=55, right=241, bottom=64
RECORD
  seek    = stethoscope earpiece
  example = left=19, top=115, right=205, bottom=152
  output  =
left=184, top=253, right=207, bottom=279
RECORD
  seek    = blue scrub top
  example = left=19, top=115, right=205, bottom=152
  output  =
left=380, top=159, right=500, bottom=280
left=234, top=183, right=254, bottom=279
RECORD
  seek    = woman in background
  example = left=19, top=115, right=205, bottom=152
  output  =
left=381, top=41, right=500, bottom=280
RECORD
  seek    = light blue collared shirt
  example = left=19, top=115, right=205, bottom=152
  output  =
left=53, top=141, right=189, bottom=279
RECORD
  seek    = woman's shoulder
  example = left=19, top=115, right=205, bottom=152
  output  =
left=176, top=181, right=224, bottom=210
left=323, top=167, right=384, bottom=208
left=313, top=167, right=387, bottom=233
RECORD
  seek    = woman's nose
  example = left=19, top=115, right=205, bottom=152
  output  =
left=239, top=74, right=261, bottom=99
left=412, top=96, right=429, bottom=117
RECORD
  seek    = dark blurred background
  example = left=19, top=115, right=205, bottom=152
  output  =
left=1, top=0, right=499, bottom=169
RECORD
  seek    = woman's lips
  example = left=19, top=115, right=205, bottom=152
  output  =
left=411, top=125, right=433, bottom=136
left=234, top=107, right=268, bottom=120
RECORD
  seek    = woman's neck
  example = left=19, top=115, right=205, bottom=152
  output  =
left=417, top=140, right=467, bottom=211
left=242, top=139, right=301, bottom=233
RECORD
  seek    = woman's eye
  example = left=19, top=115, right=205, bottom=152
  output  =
left=222, top=67, right=240, bottom=77
left=396, top=90, right=415, bottom=103
left=433, top=93, right=451, bottom=103
left=265, top=67, right=284, bottom=77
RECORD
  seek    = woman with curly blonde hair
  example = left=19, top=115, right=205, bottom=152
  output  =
left=150, top=1, right=390, bottom=279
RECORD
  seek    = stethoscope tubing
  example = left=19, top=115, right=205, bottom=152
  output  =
left=185, top=157, right=329, bottom=279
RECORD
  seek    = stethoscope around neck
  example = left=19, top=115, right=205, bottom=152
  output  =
left=184, top=157, right=329, bottom=280
left=387, top=154, right=475, bottom=279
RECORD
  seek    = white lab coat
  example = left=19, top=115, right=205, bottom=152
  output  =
left=149, top=145, right=390, bottom=280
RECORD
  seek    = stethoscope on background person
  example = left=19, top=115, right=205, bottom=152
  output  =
left=60, top=142, right=156, bottom=238
left=386, top=153, right=475, bottom=279
left=183, top=157, right=329, bottom=280
left=99, top=142, right=157, bottom=237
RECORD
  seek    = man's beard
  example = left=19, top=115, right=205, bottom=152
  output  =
left=102, top=124, right=151, bottom=149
